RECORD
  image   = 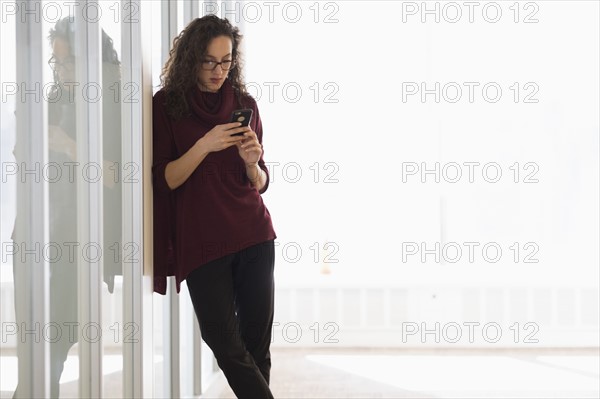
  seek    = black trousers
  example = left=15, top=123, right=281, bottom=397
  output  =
left=186, top=240, right=276, bottom=399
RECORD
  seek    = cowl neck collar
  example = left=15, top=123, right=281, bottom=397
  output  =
left=187, top=77, right=237, bottom=125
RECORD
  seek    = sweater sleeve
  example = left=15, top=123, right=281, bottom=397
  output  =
left=152, top=90, right=178, bottom=295
left=253, top=101, right=271, bottom=195
left=152, top=91, right=178, bottom=193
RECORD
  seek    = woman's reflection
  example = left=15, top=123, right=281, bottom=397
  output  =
left=12, top=16, right=122, bottom=398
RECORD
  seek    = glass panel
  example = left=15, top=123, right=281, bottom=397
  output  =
left=41, top=5, right=81, bottom=397
left=98, top=2, right=124, bottom=397
left=0, top=6, right=19, bottom=398
left=150, top=1, right=167, bottom=396
left=2, top=2, right=84, bottom=397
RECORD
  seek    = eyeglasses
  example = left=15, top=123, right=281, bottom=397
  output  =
left=48, top=55, right=75, bottom=70
left=200, top=59, right=234, bottom=71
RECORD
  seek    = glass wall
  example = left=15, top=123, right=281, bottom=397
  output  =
left=1, top=1, right=149, bottom=397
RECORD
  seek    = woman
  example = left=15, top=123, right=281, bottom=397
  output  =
left=152, top=15, right=277, bottom=399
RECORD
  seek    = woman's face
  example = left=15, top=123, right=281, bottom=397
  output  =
left=197, top=35, right=233, bottom=93
left=51, top=37, right=75, bottom=83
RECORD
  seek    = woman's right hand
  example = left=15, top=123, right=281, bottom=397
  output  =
left=164, top=122, right=251, bottom=190
left=198, top=122, right=250, bottom=153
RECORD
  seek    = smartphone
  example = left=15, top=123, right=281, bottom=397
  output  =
left=229, top=108, right=253, bottom=136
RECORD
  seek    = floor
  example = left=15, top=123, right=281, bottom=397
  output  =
left=1, top=347, right=598, bottom=398
left=201, top=347, right=600, bottom=399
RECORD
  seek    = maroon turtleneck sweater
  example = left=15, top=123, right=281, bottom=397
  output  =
left=152, top=78, right=277, bottom=294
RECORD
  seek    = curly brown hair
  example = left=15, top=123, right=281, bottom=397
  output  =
left=159, top=15, right=250, bottom=120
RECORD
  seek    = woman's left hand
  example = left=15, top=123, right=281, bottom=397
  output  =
left=235, top=128, right=263, bottom=165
